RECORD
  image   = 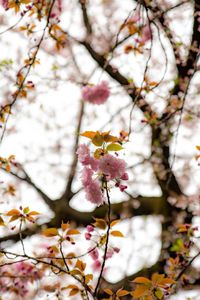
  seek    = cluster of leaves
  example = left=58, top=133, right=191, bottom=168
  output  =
left=80, top=130, right=128, bottom=158
left=0, top=206, right=40, bottom=227
left=7, top=0, right=52, bottom=19
left=0, top=155, right=15, bottom=171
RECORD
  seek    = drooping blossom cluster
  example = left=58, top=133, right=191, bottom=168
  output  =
left=77, top=133, right=128, bottom=206
left=82, top=81, right=110, bottom=105
left=77, top=141, right=128, bottom=206
left=0, top=261, right=42, bottom=297
left=85, top=225, right=120, bottom=271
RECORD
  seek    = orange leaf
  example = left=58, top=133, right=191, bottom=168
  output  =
left=116, top=289, right=129, bottom=296
left=0, top=216, right=5, bottom=226
left=43, top=228, right=59, bottom=237
left=110, top=230, right=124, bottom=237
left=69, top=289, right=79, bottom=296
left=64, top=284, right=79, bottom=290
left=92, top=133, right=104, bottom=146
left=75, top=259, right=86, bottom=271
left=110, top=219, right=120, bottom=228
left=104, top=289, right=113, bottom=295
left=85, top=274, right=93, bottom=284
left=132, top=285, right=149, bottom=298
left=159, top=278, right=176, bottom=286
left=61, top=222, right=70, bottom=231
left=93, top=218, right=107, bottom=230
left=6, top=209, right=20, bottom=216
left=9, top=215, right=20, bottom=222
left=80, top=131, right=96, bottom=139
left=29, top=211, right=40, bottom=216
left=132, top=277, right=151, bottom=284
left=67, top=229, right=80, bottom=235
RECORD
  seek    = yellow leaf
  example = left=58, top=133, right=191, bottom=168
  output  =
left=196, top=145, right=200, bottom=151
left=110, top=230, right=124, bottom=237
left=23, top=207, right=29, bottom=214
left=99, top=234, right=107, bottom=245
left=94, top=148, right=105, bottom=159
left=106, top=143, right=123, bottom=151
left=43, top=228, right=59, bottom=237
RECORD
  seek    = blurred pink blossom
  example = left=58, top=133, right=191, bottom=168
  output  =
left=86, top=225, right=94, bottom=232
left=50, top=0, right=62, bottom=18
left=92, top=259, right=101, bottom=271
left=89, top=248, right=99, bottom=260
left=140, top=25, right=152, bottom=43
left=82, top=81, right=110, bottom=105
left=85, top=232, right=92, bottom=240
left=0, top=0, right=8, bottom=9
left=120, top=172, right=129, bottom=180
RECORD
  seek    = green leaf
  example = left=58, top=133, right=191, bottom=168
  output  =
left=92, top=133, right=104, bottom=146
left=106, top=143, right=123, bottom=151
left=155, top=289, right=163, bottom=300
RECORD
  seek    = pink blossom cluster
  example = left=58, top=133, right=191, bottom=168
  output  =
left=77, top=144, right=128, bottom=205
left=82, top=81, right=110, bottom=105
left=85, top=225, right=120, bottom=271
left=0, top=261, right=41, bottom=297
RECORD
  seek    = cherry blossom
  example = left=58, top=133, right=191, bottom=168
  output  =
left=82, top=81, right=110, bottom=105
left=85, top=179, right=104, bottom=206
left=98, top=154, right=126, bottom=180
left=77, top=144, right=99, bottom=171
